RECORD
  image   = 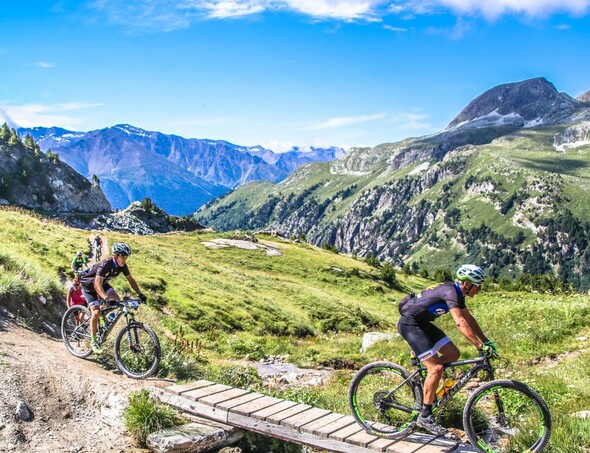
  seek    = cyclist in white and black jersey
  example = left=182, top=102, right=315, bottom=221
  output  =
left=397, top=264, right=496, bottom=435
left=79, top=242, right=146, bottom=354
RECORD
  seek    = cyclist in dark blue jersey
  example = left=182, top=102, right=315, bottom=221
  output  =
left=397, top=264, right=496, bottom=435
left=79, top=242, right=146, bottom=354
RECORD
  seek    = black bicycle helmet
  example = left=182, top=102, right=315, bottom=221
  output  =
left=112, top=242, right=131, bottom=256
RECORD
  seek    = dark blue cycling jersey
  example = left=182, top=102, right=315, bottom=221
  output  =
left=399, top=281, right=466, bottom=323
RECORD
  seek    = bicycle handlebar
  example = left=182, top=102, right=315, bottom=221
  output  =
left=98, top=298, right=144, bottom=309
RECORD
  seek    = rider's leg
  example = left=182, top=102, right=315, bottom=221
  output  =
left=106, top=287, right=120, bottom=301
left=90, top=305, right=100, bottom=338
left=437, top=341, right=460, bottom=364
left=421, top=354, right=445, bottom=406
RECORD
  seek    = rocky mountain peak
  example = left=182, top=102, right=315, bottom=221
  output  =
left=447, top=77, right=582, bottom=129
left=578, top=90, right=590, bottom=103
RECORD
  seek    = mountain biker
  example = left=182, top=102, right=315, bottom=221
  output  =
left=66, top=275, right=86, bottom=307
left=94, top=234, right=102, bottom=249
left=78, top=242, right=147, bottom=354
left=66, top=275, right=87, bottom=325
left=397, top=264, right=496, bottom=436
left=71, top=251, right=88, bottom=274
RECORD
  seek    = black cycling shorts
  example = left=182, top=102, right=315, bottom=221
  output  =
left=397, top=315, right=451, bottom=360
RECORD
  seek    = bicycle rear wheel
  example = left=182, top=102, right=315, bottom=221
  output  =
left=114, top=322, right=161, bottom=379
left=463, top=379, right=551, bottom=453
left=348, top=361, right=422, bottom=439
left=61, top=305, right=92, bottom=358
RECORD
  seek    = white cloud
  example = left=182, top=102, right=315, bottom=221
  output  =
left=34, top=61, right=56, bottom=69
left=85, top=0, right=590, bottom=30
left=262, top=139, right=296, bottom=152
left=392, top=112, right=431, bottom=130
left=383, top=24, right=407, bottom=31
left=201, top=1, right=266, bottom=19
left=281, top=0, right=388, bottom=20
left=0, top=103, right=102, bottom=129
left=308, top=113, right=386, bottom=130
left=391, top=0, right=590, bottom=20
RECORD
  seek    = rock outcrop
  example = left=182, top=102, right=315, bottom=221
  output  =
left=0, top=125, right=111, bottom=213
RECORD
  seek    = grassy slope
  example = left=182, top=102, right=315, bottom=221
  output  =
left=1, top=207, right=589, bottom=451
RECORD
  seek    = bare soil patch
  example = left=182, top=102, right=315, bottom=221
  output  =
left=0, top=316, right=169, bottom=453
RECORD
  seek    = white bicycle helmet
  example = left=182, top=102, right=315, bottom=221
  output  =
left=456, top=264, right=485, bottom=285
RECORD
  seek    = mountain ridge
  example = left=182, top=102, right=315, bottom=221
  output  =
left=196, top=77, right=590, bottom=288
left=20, top=124, right=344, bottom=215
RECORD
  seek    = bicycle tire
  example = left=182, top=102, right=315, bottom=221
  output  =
left=463, top=379, right=551, bottom=453
left=348, top=361, right=422, bottom=439
left=114, top=322, right=161, bottom=379
left=61, top=305, right=93, bottom=358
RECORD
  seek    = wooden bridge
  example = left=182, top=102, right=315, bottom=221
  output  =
left=154, top=380, right=475, bottom=453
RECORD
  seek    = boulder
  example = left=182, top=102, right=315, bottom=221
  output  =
left=360, top=332, right=399, bottom=353
left=146, top=420, right=244, bottom=453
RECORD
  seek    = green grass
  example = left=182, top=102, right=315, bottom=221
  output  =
left=2, top=206, right=590, bottom=450
left=124, top=389, right=184, bottom=445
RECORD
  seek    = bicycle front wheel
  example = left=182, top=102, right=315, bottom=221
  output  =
left=114, top=322, right=161, bottom=379
left=61, top=305, right=92, bottom=358
left=348, top=361, right=422, bottom=439
left=463, top=379, right=551, bottom=453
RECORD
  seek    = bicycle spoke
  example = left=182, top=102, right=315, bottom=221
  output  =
left=61, top=306, right=92, bottom=358
left=465, top=382, right=550, bottom=452
left=349, top=363, right=419, bottom=438
left=115, top=324, right=160, bottom=379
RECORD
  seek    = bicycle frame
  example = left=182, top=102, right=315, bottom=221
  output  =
left=404, top=353, right=495, bottom=412
left=97, top=300, right=138, bottom=343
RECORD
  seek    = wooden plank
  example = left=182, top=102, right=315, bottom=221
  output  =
left=251, top=400, right=299, bottom=421
left=329, top=421, right=365, bottom=442
left=366, top=437, right=398, bottom=452
left=164, top=380, right=215, bottom=395
left=313, top=415, right=356, bottom=436
left=383, top=433, right=461, bottom=453
left=229, top=395, right=284, bottom=416
left=226, top=410, right=387, bottom=453
left=280, top=407, right=332, bottom=430
left=266, top=403, right=312, bottom=424
left=346, top=429, right=382, bottom=448
left=183, top=384, right=232, bottom=401
left=216, top=392, right=266, bottom=411
left=300, top=413, right=346, bottom=435
left=199, top=387, right=251, bottom=407
left=151, top=388, right=229, bottom=424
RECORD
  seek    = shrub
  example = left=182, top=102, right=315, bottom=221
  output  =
left=124, top=390, right=183, bottom=445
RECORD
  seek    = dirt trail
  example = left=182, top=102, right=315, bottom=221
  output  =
left=88, top=233, right=109, bottom=266
left=0, top=316, right=170, bottom=453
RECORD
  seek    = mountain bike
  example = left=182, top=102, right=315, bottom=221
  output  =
left=61, top=297, right=161, bottom=379
left=348, top=349, right=551, bottom=452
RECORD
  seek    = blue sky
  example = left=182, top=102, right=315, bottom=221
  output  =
left=1, top=1, right=589, bottom=152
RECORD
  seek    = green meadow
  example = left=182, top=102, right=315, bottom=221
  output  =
left=1, top=206, right=589, bottom=451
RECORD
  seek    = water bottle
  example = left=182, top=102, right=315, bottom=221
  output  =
left=436, top=378, right=455, bottom=398
left=107, top=312, right=117, bottom=323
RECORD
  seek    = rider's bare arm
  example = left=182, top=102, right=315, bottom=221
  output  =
left=94, top=275, right=110, bottom=300
left=126, top=274, right=142, bottom=296
left=450, top=307, right=485, bottom=349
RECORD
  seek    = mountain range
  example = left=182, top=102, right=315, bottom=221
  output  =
left=196, top=77, right=590, bottom=288
left=18, top=125, right=345, bottom=215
